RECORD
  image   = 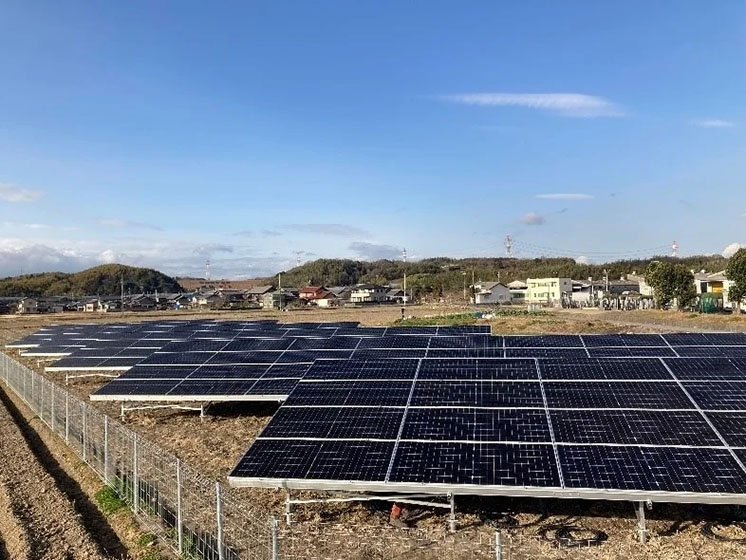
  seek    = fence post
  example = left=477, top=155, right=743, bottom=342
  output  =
left=51, top=383, right=55, bottom=433
left=65, top=392, right=69, bottom=444
left=495, top=530, right=503, bottom=560
left=271, top=515, right=279, bottom=560
left=82, top=403, right=87, bottom=462
left=176, top=459, right=183, bottom=555
left=216, top=482, right=225, bottom=560
left=40, top=377, right=44, bottom=420
left=104, top=416, right=109, bottom=484
left=133, top=435, right=139, bottom=515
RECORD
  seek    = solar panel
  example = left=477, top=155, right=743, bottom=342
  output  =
left=262, top=407, right=405, bottom=439
left=410, top=381, right=545, bottom=407
left=504, top=335, right=583, bottom=348
left=558, top=445, right=746, bottom=494
left=543, top=381, right=692, bottom=409
left=402, top=408, right=551, bottom=442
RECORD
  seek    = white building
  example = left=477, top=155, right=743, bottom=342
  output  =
left=526, top=278, right=573, bottom=305
left=350, top=284, right=387, bottom=303
left=17, top=297, right=38, bottom=314
left=472, top=281, right=511, bottom=305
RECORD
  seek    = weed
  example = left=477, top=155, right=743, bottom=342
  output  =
left=95, top=485, right=127, bottom=516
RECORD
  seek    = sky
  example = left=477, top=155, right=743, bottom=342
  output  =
left=1, top=1, right=745, bottom=279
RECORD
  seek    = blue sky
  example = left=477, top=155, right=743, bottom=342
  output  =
left=1, top=1, right=745, bottom=278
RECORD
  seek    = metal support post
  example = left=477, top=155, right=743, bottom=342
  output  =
left=104, top=416, right=109, bottom=484
left=65, top=392, right=69, bottom=444
left=635, top=501, right=649, bottom=544
left=200, top=403, right=205, bottom=422
left=285, top=490, right=293, bottom=525
left=176, top=459, right=184, bottom=555
left=121, top=402, right=125, bottom=422
left=271, top=515, right=279, bottom=560
left=133, top=436, right=139, bottom=514
left=82, top=404, right=87, bottom=462
left=216, top=482, right=224, bottom=560
left=495, top=530, right=504, bottom=560
left=40, top=379, right=44, bottom=420
left=51, top=385, right=55, bottom=433
left=448, top=493, right=456, bottom=533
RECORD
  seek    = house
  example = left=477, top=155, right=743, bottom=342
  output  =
left=217, top=289, right=244, bottom=304
left=83, top=298, right=99, bottom=313
left=386, top=288, right=406, bottom=304
left=165, top=293, right=192, bottom=309
left=327, top=286, right=352, bottom=302
left=526, top=278, right=573, bottom=305
left=471, top=281, right=511, bottom=305
left=98, top=299, right=122, bottom=312
left=262, top=289, right=298, bottom=309
left=627, top=273, right=654, bottom=297
left=16, top=297, right=38, bottom=314
left=193, top=291, right=222, bottom=308
left=315, top=291, right=339, bottom=308
left=245, top=285, right=274, bottom=305
left=299, top=286, right=327, bottom=301
left=507, top=280, right=527, bottom=304
left=0, top=297, right=20, bottom=315
left=350, top=284, right=387, bottom=303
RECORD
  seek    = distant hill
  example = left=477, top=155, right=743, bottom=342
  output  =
left=0, top=264, right=183, bottom=297
left=254, top=255, right=729, bottom=296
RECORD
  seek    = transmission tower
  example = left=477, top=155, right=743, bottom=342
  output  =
left=296, top=252, right=302, bottom=267
left=205, top=259, right=211, bottom=282
left=672, top=240, right=678, bottom=258
left=505, top=235, right=513, bottom=257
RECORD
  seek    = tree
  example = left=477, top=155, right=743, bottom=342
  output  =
left=645, top=261, right=696, bottom=309
left=726, top=248, right=746, bottom=314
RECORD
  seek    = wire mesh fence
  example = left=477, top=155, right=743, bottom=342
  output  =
left=0, top=352, right=275, bottom=560
left=0, top=351, right=635, bottom=560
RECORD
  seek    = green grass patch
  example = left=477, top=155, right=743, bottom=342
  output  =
left=395, top=313, right=478, bottom=327
left=491, top=308, right=549, bottom=317
left=95, top=486, right=127, bottom=516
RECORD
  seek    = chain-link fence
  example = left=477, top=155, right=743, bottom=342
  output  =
left=1, top=351, right=637, bottom=560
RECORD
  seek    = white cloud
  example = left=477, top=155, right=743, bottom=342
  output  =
left=349, top=241, right=402, bottom=261
left=0, top=182, right=42, bottom=202
left=98, top=218, right=163, bottom=231
left=536, top=193, right=594, bottom=200
left=441, top=93, right=624, bottom=118
left=285, top=223, right=370, bottom=237
left=520, top=212, right=545, bottom=226
left=693, top=119, right=735, bottom=128
left=723, top=243, right=744, bottom=258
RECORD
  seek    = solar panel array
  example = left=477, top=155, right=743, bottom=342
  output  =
left=9, top=320, right=746, bottom=504
left=229, top=353, right=746, bottom=503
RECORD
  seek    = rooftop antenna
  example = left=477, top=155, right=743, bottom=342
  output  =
left=672, top=240, right=678, bottom=258
left=505, top=235, right=513, bottom=257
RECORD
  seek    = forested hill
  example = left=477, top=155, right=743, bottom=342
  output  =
left=0, top=264, right=183, bottom=297
left=261, top=255, right=729, bottom=293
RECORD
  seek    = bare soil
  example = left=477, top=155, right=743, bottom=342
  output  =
left=3, top=306, right=746, bottom=559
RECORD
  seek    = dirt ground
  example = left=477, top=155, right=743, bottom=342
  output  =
left=0, top=388, right=120, bottom=559
left=3, top=306, right=746, bottom=559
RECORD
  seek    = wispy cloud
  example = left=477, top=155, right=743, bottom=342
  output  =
left=723, top=243, right=744, bottom=258
left=98, top=218, right=163, bottom=231
left=285, top=223, right=370, bottom=237
left=0, top=182, right=43, bottom=202
left=441, top=93, right=624, bottom=118
left=693, top=119, right=735, bottom=128
left=349, top=241, right=402, bottom=260
left=535, top=193, right=594, bottom=200
left=193, top=243, right=234, bottom=257
left=520, top=212, right=545, bottom=226
left=232, top=230, right=253, bottom=237
left=261, top=229, right=282, bottom=237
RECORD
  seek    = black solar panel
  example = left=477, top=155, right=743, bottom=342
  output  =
left=550, top=409, right=720, bottom=446
left=417, top=359, right=538, bottom=380
left=504, top=335, right=582, bottom=348
left=389, top=442, right=561, bottom=487
left=410, top=381, right=545, bottom=407
left=539, top=358, right=671, bottom=380
left=558, top=445, right=746, bottom=494
left=664, top=358, right=746, bottom=380
left=402, top=408, right=551, bottom=442
left=684, top=382, right=746, bottom=410
left=543, top=381, right=692, bottom=409
left=506, top=348, right=588, bottom=358
left=263, top=407, right=405, bottom=439
left=285, top=381, right=414, bottom=406
left=588, top=347, right=676, bottom=358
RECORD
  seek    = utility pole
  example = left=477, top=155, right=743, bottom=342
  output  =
left=278, top=273, right=282, bottom=310
left=402, top=248, right=407, bottom=306
left=462, top=271, right=467, bottom=301
left=120, top=275, right=124, bottom=313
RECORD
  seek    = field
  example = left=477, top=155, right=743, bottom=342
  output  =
left=3, top=305, right=746, bottom=559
